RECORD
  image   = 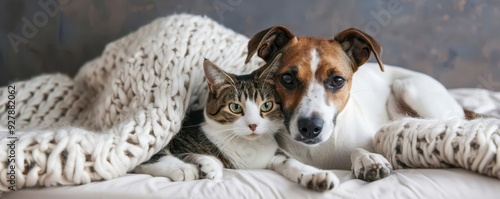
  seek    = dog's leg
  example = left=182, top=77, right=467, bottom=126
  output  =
left=268, top=150, right=339, bottom=192
left=133, top=155, right=199, bottom=181
left=389, top=75, right=464, bottom=120
left=351, top=148, right=392, bottom=181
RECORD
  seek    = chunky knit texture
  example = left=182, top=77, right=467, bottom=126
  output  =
left=0, top=14, right=263, bottom=194
left=375, top=117, right=500, bottom=178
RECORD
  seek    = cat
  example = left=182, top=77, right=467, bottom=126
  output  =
left=133, top=54, right=339, bottom=192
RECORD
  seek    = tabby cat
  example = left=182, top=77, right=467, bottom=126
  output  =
left=134, top=54, right=339, bottom=192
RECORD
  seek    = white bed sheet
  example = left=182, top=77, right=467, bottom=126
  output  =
left=4, top=88, right=500, bottom=199
left=4, top=169, right=500, bottom=199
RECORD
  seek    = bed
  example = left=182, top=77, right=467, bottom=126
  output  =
left=3, top=169, right=500, bottom=199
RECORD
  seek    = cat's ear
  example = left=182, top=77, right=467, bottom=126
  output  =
left=204, top=59, right=235, bottom=93
left=256, top=53, right=283, bottom=80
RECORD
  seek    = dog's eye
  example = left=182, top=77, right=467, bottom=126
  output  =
left=332, top=76, right=345, bottom=86
left=328, top=76, right=346, bottom=89
left=281, top=74, right=293, bottom=84
left=280, top=73, right=298, bottom=90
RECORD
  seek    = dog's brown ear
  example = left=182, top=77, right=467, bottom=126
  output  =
left=334, top=28, right=384, bottom=72
left=245, top=26, right=295, bottom=64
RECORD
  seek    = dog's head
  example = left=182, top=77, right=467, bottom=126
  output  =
left=245, top=26, right=384, bottom=146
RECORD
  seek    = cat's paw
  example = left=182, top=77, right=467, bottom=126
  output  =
left=197, top=156, right=223, bottom=180
left=298, top=170, right=339, bottom=192
left=352, top=153, right=392, bottom=182
left=134, top=161, right=199, bottom=182
left=169, top=163, right=200, bottom=181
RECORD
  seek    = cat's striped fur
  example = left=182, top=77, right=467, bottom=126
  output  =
left=134, top=54, right=339, bottom=192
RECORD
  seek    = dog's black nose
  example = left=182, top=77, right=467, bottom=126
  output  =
left=297, top=117, right=323, bottom=138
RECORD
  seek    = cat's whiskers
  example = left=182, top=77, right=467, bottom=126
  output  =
left=262, top=132, right=276, bottom=140
left=190, top=127, right=240, bottom=153
left=198, top=129, right=237, bottom=158
left=211, top=132, right=242, bottom=161
left=181, top=122, right=207, bottom=129
left=211, top=128, right=243, bottom=146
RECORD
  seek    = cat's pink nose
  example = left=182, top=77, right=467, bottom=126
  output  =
left=248, top=124, right=257, bottom=131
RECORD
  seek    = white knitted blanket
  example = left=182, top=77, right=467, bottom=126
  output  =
left=374, top=89, right=500, bottom=178
left=0, top=14, right=263, bottom=194
left=375, top=117, right=500, bottom=178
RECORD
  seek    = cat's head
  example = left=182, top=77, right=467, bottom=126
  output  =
left=203, top=54, right=283, bottom=140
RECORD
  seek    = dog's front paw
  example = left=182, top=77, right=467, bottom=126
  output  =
left=197, top=156, right=223, bottom=180
left=298, top=170, right=339, bottom=192
left=352, top=153, right=392, bottom=182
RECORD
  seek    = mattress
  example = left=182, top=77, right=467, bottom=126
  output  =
left=4, top=88, right=500, bottom=199
left=4, top=169, right=500, bottom=199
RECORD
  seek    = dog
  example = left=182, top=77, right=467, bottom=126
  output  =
left=244, top=26, right=465, bottom=181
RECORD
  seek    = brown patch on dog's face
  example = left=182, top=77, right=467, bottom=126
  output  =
left=313, top=40, right=354, bottom=113
left=246, top=26, right=384, bottom=145
left=275, top=38, right=354, bottom=119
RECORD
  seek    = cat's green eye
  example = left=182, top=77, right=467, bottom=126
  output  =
left=229, top=103, right=243, bottom=114
left=260, top=101, right=274, bottom=112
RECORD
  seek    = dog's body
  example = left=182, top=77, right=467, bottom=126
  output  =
left=245, top=27, right=464, bottom=181
left=276, top=63, right=464, bottom=170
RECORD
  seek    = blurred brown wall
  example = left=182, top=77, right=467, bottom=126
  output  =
left=1, top=0, right=499, bottom=90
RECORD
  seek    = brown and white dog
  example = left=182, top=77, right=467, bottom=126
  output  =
left=245, top=26, right=465, bottom=182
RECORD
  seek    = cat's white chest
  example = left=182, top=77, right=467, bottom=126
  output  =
left=225, top=136, right=278, bottom=169
left=204, top=126, right=278, bottom=169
